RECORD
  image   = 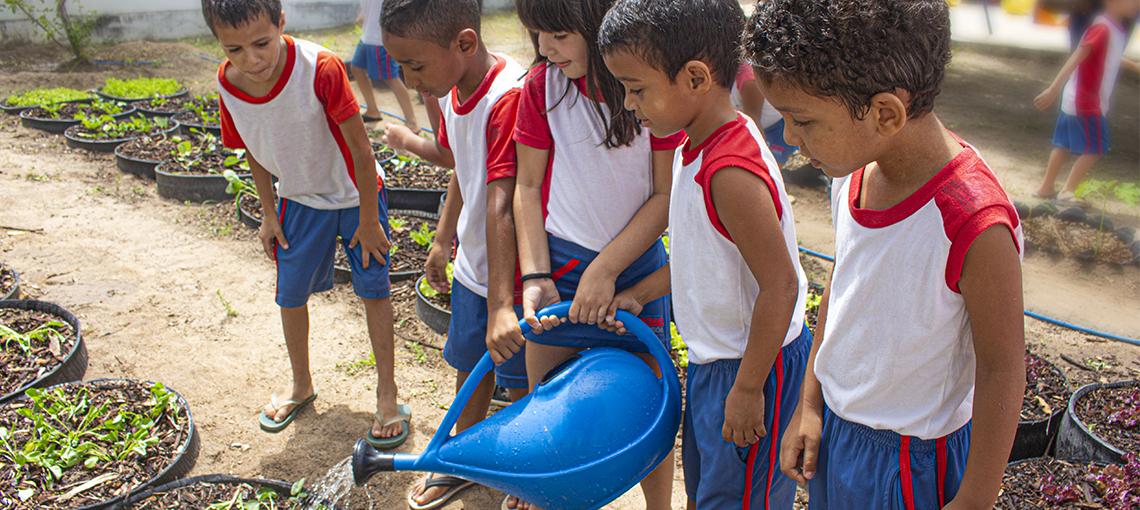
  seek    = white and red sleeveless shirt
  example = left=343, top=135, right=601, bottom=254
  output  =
left=669, top=115, right=807, bottom=365
left=218, top=36, right=383, bottom=210
left=1062, top=15, right=1128, bottom=116
left=436, top=55, right=524, bottom=298
left=817, top=142, right=1023, bottom=439
left=513, top=64, right=684, bottom=252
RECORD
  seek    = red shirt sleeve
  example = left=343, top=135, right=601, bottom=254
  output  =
left=651, top=131, right=686, bottom=151
left=437, top=110, right=450, bottom=150
left=697, top=157, right=781, bottom=242
left=314, top=52, right=360, bottom=124
left=735, top=63, right=755, bottom=90
left=486, top=89, right=521, bottom=183
left=945, top=205, right=1020, bottom=293
left=513, top=65, right=553, bottom=150
left=1080, top=23, right=1108, bottom=50
left=218, top=96, right=246, bottom=149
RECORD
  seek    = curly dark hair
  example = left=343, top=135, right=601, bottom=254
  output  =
left=381, top=0, right=482, bottom=47
left=516, top=0, right=638, bottom=148
left=598, top=0, right=744, bottom=88
left=743, top=0, right=951, bottom=119
left=200, top=0, right=281, bottom=35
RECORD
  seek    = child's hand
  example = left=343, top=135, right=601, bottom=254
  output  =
left=349, top=221, right=390, bottom=269
left=598, top=290, right=643, bottom=335
left=780, top=404, right=822, bottom=484
left=259, top=216, right=289, bottom=261
left=424, top=242, right=451, bottom=294
left=487, top=306, right=526, bottom=364
left=723, top=382, right=767, bottom=448
left=382, top=123, right=414, bottom=152
left=569, top=264, right=616, bottom=325
left=1033, top=86, right=1059, bottom=111
left=521, top=278, right=563, bottom=334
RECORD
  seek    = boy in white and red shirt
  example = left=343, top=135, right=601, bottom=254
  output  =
left=1033, top=0, right=1138, bottom=202
left=599, top=1, right=810, bottom=507
left=203, top=0, right=410, bottom=447
left=377, top=0, right=528, bottom=507
left=748, top=1, right=1026, bottom=508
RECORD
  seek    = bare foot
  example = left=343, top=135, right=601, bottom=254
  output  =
left=504, top=495, right=542, bottom=510
left=262, top=385, right=315, bottom=423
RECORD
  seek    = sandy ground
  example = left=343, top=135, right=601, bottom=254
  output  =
left=1, top=11, right=1138, bottom=510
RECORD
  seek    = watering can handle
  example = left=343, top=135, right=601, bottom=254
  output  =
left=422, top=302, right=676, bottom=458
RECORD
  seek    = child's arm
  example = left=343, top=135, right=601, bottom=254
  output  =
left=737, top=79, right=768, bottom=128
left=247, top=152, right=287, bottom=261
left=781, top=269, right=832, bottom=483
left=1034, top=43, right=1091, bottom=110
left=425, top=173, right=462, bottom=293
left=341, top=114, right=391, bottom=268
left=945, top=227, right=1025, bottom=510
left=382, top=122, right=455, bottom=168
left=712, top=167, right=799, bottom=447
left=570, top=149, right=673, bottom=326
left=601, top=263, right=670, bottom=335
left=486, top=177, right=526, bottom=363
left=514, top=143, right=563, bottom=332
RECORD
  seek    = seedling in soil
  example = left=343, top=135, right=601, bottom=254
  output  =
left=100, top=77, right=183, bottom=99
left=0, top=309, right=75, bottom=399
left=418, top=262, right=454, bottom=302
left=0, top=321, right=67, bottom=357
left=178, top=95, right=220, bottom=126
left=405, top=340, right=429, bottom=365
left=72, top=113, right=171, bottom=140
left=1073, top=179, right=1140, bottom=258
left=28, top=99, right=123, bottom=120
left=4, top=88, right=93, bottom=107
left=670, top=323, right=688, bottom=369
left=216, top=290, right=238, bottom=318
left=409, top=222, right=435, bottom=248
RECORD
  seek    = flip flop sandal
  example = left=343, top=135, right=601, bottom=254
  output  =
left=258, top=390, right=319, bottom=433
left=366, top=403, right=412, bottom=450
left=406, top=473, right=475, bottom=510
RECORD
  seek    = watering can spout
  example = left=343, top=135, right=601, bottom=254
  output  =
left=352, top=439, right=396, bottom=485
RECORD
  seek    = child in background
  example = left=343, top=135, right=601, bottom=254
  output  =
left=495, top=0, right=685, bottom=507
left=746, top=0, right=1026, bottom=508
left=733, top=63, right=798, bottom=168
left=377, top=0, right=530, bottom=507
left=598, top=0, right=811, bottom=507
left=1032, top=0, right=1138, bottom=202
left=202, top=0, right=411, bottom=447
left=350, top=0, right=420, bottom=130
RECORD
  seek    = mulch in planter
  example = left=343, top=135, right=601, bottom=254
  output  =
left=163, top=149, right=242, bottom=176
left=1022, top=353, right=1070, bottom=422
left=239, top=194, right=263, bottom=223
left=130, top=96, right=191, bottom=116
left=0, top=265, right=16, bottom=298
left=65, top=119, right=175, bottom=144
left=384, top=159, right=450, bottom=190
left=1022, top=216, right=1133, bottom=266
left=996, top=456, right=1138, bottom=509
left=20, top=101, right=121, bottom=121
left=125, top=478, right=308, bottom=509
left=1075, top=384, right=1139, bottom=455
left=117, top=135, right=185, bottom=163
left=172, top=110, right=220, bottom=131
left=0, top=308, right=76, bottom=400
left=0, top=380, right=193, bottom=509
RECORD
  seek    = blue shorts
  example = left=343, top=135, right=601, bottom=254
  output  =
left=1052, top=112, right=1109, bottom=155
left=351, top=42, right=400, bottom=81
left=275, top=191, right=391, bottom=308
left=808, top=406, right=971, bottom=510
left=536, top=235, right=669, bottom=351
left=683, top=326, right=811, bottom=509
left=442, top=280, right=529, bottom=389
left=763, top=119, right=798, bottom=167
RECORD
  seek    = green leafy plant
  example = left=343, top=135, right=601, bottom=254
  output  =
left=2, top=0, right=95, bottom=63
left=389, top=217, right=407, bottom=231
left=1074, top=179, right=1140, bottom=258
left=409, top=222, right=436, bottom=248
left=182, top=93, right=220, bottom=126
left=100, top=77, right=183, bottom=99
left=670, top=323, right=688, bottom=368
left=73, top=113, right=170, bottom=140
left=4, top=87, right=92, bottom=107
left=418, top=262, right=454, bottom=299
left=36, top=98, right=123, bottom=120
left=0, top=321, right=67, bottom=357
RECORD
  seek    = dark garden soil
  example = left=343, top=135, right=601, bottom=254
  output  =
left=996, top=458, right=1105, bottom=509
left=384, top=160, right=450, bottom=190
left=238, top=194, right=262, bottom=223
left=0, top=308, right=75, bottom=398
left=1075, top=384, right=1140, bottom=455
left=131, top=96, right=191, bottom=115
left=163, top=150, right=238, bottom=176
left=65, top=120, right=172, bottom=143
left=117, top=135, right=183, bottom=163
left=1023, top=216, right=1134, bottom=266
left=21, top=101, right=120, bottom=120
left=125, top=479, right=300, bottom=509
left=423, top=286, right=450, bottom=310
left=0, top=264, right=15, bottom=297
left=173, top=109, right=219, bottom=130
left=373, top=143, right=396, bottom=164
left=1022, top=353, right=1070, bottom=422
left=0, top=380, right=192, bottom=509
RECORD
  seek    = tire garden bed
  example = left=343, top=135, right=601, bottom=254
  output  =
left=156, top=136, right=250, bottom=203
left=1015, top=201, right=1139, bottom=267
left=382, top=154, right=450, bottom=213
left=415, top=272, right=451, bottom=336
left=115, top=134, right=186, bottom=180
left=3, top=88, right=95, bottom=116
left=333, top=211, right=434, bottom=284
left=119, top=475, right=331, bottom=509
left=996, top=456, right=1138, bottom=509
left=95, top=78, right=187, bottom=103
left=1058, top=381, right=1139, bottom=464
left=64, top=116, right=178, bottom=153
left=129, top=96, right=192, bottom=118
left=0, top=379, right=198, bottom=509
left=1012, top=353, right=1070, bottom=461
left=172, top=94, right=220, bottom=138
left=0, top=263, right=18, bottom=300
left=0, top=300, right=86, bottom=405
left=19, top=101, right=134, bottom=135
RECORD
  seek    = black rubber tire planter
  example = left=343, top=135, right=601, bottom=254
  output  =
left=1, top=102, right=30, bottom=115
left=20, top=103, right=135, bottom=135
left=173, top=111, right=221, bottom=138
left=414, top=275, right=450, bottom=335
left=1013, top=200, right=1140, bottom=267
left=1056, top=380, right=1137, bottom=465
left=114, top=144, right=164, bottom=180
left=1009, top=355, right=1070, bottom=462
left=389, top=188, right=446, bottom=215
left=0, top=300, right=88, bottom=405
left=64, top=122, right=180, bottom=154
left=155, top=161, right=251, bottom=204
left=95, top=88, right=189, bottom=103
left=0, top=267, right=18, bottom=301
left=236, top=196, right=262, bottom=229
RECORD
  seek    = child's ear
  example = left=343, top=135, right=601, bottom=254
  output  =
left=682, top=60, right=713, bottom=94
left=869, top=90, right=908, bottom=137
left=455, top=28, right=479, bottom=56
left=278, top=10, right=287, bottom=31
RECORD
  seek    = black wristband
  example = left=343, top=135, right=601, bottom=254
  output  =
left=520, top=272, right=552, bottom=283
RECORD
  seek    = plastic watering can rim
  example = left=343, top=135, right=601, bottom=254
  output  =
left=413, top=301, right=678, bottom=470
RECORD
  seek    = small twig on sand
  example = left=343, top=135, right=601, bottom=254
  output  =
left=1, top=225, right=44, bottom=234
left=1060, top=354, right=1093, bottom=372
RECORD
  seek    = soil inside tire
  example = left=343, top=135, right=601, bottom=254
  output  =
left=0, top=380, right=193, bottom=509
left=65, top=120, right=173, bottom=143
left=20, top=102, right=120, bottom=121
left=1022, top=353, right=1069, bottom=422
left=239, top=194, right=263, bottom=223
left=125, top=479, right=302, bottom=509
left=1074, top=384, right=1139, bottom=454
left=383, top=159, right=450, bottom=190
left=117, top=135, right=184, bottom=163
left=164, top=150, right=241, bottom=176
left=173, top=110, right=219, bottom=130
left=131, top=96, right=191, bottom=115
left=1022, top=216, right=1133, bottom=266
left=0, top=308, right=76, bottom=398
left=996, top=457, right=1107, bottom=509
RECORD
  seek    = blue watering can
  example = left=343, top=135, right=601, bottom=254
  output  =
left=352, top=302, right=682, bottom=509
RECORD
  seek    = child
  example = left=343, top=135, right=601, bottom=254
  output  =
left=376, top=0, right=530, bottom=507
left=349, top=0, right=420, bottom=129
left=745, top=1, right=1027, bottom=508
left=733, top=63, right=798, bottom=168
left=1032, top=0, right=1138, bottom=202
left=598, top=0, right=810, bottom=507
left=202, top=0, right=411, bottom=448
left=498, top=0, right=685, bottom=507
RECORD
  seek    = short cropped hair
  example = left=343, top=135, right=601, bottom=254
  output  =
left=200, top=0, right=282, bottom=35
left=598, top=0, right=744, bottom=88
left=380, top=0, right=482, bottom=47
left=743, top=0, right=952, bottom=119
